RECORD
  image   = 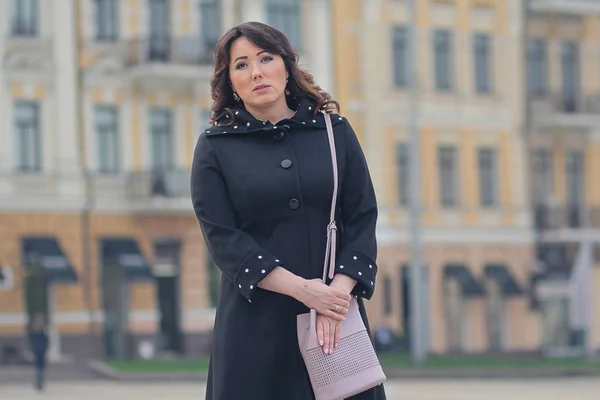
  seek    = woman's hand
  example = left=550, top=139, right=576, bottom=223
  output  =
left=316, top=313, right=342, bottom=354
left=296, top=279, right=351, bottom=322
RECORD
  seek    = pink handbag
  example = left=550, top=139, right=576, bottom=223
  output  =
left=297, top=112, right=386, bottom=400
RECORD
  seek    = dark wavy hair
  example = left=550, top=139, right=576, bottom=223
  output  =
left=209, top=21, right=339, bottom=125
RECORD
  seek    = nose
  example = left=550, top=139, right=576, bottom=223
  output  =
left=251, top=63, right=264, bottom=80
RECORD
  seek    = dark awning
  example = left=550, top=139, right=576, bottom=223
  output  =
left=21, top=237, right=78, bottom=283
left=101, top=238, right=154, bottom=281
left=443, top=264, right=484, bottom=296
left=484, top=264, right=523, bottom=296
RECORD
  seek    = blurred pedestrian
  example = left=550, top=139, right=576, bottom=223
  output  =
left=191, top=22, right=386, bottom=400
left=374, top=322, right=394, bottom=353
left=27, top=312, right=48, bottom=391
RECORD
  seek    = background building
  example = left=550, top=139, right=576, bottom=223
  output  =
left=0, top=0, right=333, bottom=361
left=0, top=0, right=599, bottom=361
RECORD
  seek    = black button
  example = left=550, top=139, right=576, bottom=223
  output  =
left=273, top=131, right=284, bottom=140
left=281, top=159, right=292, bottom=169
left=288, top=198, right=300, bottom=210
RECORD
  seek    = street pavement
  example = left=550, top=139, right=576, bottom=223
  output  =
left=1, top=378, right=600, bottom=399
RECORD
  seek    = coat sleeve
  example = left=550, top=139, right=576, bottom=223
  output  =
left=190, top=134, right=282, bottom=302
left=333, top=119, right=379, bottom=300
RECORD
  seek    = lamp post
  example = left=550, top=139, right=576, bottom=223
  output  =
left=407, top=0, right=427, bottom=366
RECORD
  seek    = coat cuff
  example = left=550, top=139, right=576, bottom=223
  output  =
left=234, top=248, right=281, bottom=302
left=334, top=249, right=377, bottom=300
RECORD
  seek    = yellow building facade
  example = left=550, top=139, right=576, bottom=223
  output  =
left=0, top=0, right=334, bottom=361
left=2, top=0, right=599, bottom=361
left=331, top=0, right=600, bottom=355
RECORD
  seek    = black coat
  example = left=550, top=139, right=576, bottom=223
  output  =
left=191, top=97, right=386, bottom=400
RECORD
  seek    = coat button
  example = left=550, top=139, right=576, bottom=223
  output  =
left=288, top=198, right=300, bottom=210
left=273, top=131, right=284, bottom=141
left=280, top=159, right=292, bottom=169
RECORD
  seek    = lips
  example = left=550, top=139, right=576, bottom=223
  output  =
left=253, top=84, right=271, bottom=92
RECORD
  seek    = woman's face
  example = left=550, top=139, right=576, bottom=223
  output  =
left=229, top=37, right=289, bottom=110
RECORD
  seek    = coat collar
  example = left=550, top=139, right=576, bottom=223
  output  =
left=203, top=97, right=346, bottom=137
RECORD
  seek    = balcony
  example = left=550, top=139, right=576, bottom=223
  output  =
left=529, top=93, right=600, bottom=129
left=534, top=204, right=584, bottom=231
left=528, top=0, right=600, bottom=15
left=126, top=169, right=191, bottom=213
left=0, top=172, right=85, bottom=211
left=121, top=36, right=214, bottom=84
left=1, top=30, right=53, bottom=81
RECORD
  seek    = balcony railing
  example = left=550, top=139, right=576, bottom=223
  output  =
left=128, top=169, right=190, bottom=199
left=530, top=93, right=600, bottom=115
left=11, top=19, right=37, bottom=37
left=123, top=37, right=215, bottom=67
left=533, top=204, right=585, bottom=231
left=528, top=0, right=600, bottom=14
left=529, top=93, right=600, bottom=128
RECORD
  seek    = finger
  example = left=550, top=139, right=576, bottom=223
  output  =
left=335, top=306, right=349, bottom=315
left=316, top=318, right=324, bottom=348
left=337, top=299, right=350, bottom=310
left=334, top=320, right=341, bottom=349
left=326, top=310, right=345, bottom=322
left=334, top=290, right=352, bottom=302
left=328, top=319, right=335, bottom=354
left=322, top=318, right=330, bottom=354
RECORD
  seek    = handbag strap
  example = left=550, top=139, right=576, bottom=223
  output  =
left=321, top=111, right=338, bottom=283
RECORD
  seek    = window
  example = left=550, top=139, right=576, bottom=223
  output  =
left=433, top=30, right=453, bottom=91
left=531, top=149, right=554, bottom=204
left=396, top=143, right=409, bottom=205
left=266, top=0, right=301, bottom=50
left=199, top=109, right=210, bottom=130
left=149, top=108, right=173, bottom=170
left=392, top=26, right=409, bottom=87
left=540, top=297, right=570, bottom=349
left=148, top=0, right=170, bottom=61
left=11, top=0, right=38, bottom=36
left=444, top=278, right=465, bottom=352
left=95, top=105, right=120, bottom=173
left=15, top=101, right=41, bottom=172
left=383, top=275, right=392, bottom=316
left=484, top=279, right=505, bottom=352
left=566, top=150, right=584, bottom=205
left=473, top=33, right=493, bottom=94
left=561, top=41, right=580, bottom=112
left=199, top=0, right=221, bottom=50
left=478, top=148, right=498, bottom=207
left=527, top=39, right=547, bottom=97
left=438, top=146, right=459, bottom=207
left=95, top=0, right=118, bottom=41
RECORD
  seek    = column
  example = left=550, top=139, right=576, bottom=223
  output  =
left=0, top=0, right=11, bottom=172
left=360, top=0, right=385, bottom=200
left=241, top=0, right=265, bottom=23
left=309, top=0, right=334, bottom=95
left=221, top=0, right=237, bottom=31
left=53, top=0, right=83, bottom=176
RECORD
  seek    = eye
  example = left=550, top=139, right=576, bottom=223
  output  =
left=235, top=62, right=248, bottom=70
left=261, top=55, right=274, bottom=63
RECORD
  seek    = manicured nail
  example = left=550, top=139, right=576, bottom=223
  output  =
left=319, top=340, right=324, bottom=346
left=329, top=348, right=333, bottom=355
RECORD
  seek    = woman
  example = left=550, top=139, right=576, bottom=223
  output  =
left=191, top=22, right=386, bottom=400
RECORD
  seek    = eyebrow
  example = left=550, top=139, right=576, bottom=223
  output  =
left=233, top=50, right=269, bottom=64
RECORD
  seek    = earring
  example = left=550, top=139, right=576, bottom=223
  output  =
left=233, top=92, right=240, bottom=102
left=285, top=89, right=291, bottom=96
